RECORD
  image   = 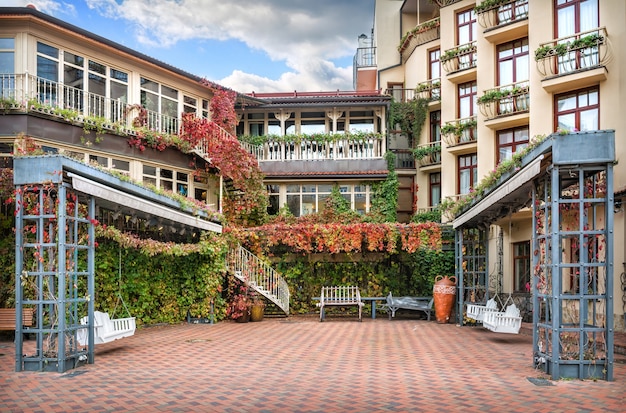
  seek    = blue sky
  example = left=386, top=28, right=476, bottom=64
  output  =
left=6, top=0, right=375, bottom=93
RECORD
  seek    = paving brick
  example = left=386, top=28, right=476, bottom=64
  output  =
left=1, top=318, right=625, bottom=412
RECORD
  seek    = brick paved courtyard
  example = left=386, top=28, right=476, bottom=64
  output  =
left=1, top=316, right=624, bottom=412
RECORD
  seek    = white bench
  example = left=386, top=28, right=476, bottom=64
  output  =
left=317, top=286, right=364, bottom=322
left=466, top=298, right=498, bottom=322
left=382, top=293, right=433, bottom=321
left=483, top=304, right=522, bottom=334
left=78, top=311, right=136, bottom=345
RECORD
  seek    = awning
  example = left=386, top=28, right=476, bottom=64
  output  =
left=453, top=155, right=544, bottom=229
left=69, top=172, right=222, bottom=233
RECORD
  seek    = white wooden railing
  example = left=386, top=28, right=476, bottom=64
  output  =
left=249, top=136, right=384, bottom=162
left=227, top=245, right=290, bottom=315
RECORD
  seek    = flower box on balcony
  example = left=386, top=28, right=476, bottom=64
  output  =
left=535, top=29, right=608, bottom=77
left=478, top=85, right=529, bottom=119
left=441, top=42, right=477, bottom=74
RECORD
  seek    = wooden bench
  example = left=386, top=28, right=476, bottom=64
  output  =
left=483, top=304, right=522, bottom=334
left=0, top=308, right=34, bottom=331
left=316, top=286, right=364, bottom=322
left=382, top=293, right=433, bottom=321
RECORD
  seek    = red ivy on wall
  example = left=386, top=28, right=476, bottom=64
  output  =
left=227, top=222, right=442, bottom=256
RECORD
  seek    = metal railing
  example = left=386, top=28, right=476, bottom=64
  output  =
left=399, top=17, right=440, bottom=62
left=354, top=47, right=376, bottom=68
left=441, top=116, right=477, bottom=147
left=415, top=141, right=442, bottom=167
left=535, top=27, right=611, bottom=77
left=250, top=136, right=384, bottom=162
left=227, top=245, right=290, bottom=315
left=478, top=81, right=529, bottom=120
left=476, top=0, right=529, bottom=29
left=0, top=73, right=179, bottom=135
left=441, top=41, right=477, bottom=74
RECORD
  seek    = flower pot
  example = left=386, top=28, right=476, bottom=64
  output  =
left=250, top=304, right=265, bottom=322
left=433, top=275, right=456, bottom=324
left=234, top=311, right=250, bottom=323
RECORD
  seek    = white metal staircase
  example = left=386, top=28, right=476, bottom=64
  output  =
left=226, top=245, right=290, bottom=315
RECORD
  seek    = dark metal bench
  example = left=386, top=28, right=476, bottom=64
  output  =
left=382, top=293, right=433, bottom=320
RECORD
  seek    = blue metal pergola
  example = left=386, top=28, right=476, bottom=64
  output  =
left=453, top=131, right=615, bottom=380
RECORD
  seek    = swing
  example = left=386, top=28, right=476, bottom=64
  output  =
left=78, top=249, right=136, bottom=346
left=466, top=298, right=498, bottom=322
left=482, top=303, right=522, bottom=334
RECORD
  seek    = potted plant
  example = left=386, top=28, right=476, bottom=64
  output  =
left=249, top=291, right=266, bottom=322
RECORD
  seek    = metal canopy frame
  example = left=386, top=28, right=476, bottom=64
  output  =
left=452, top=131, right=615, bottom=381
left=13, top=155, right=222, bottom=372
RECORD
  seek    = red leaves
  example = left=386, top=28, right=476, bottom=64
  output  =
left=227, top=222, right=443, bottom=256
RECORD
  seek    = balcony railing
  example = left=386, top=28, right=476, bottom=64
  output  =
left=534, top=27, right=611, bottom=78
left=415, top=141, right=442, bottom=167
left=441, top=116, right=477, bottom=147
left=354, top=47, right=376, bottom=68
left=441, top=41, right=477, bottom=74
left=385, top=78, right=441, bottom=104
left=392, top=149, right=415, bottom=170
left=415, top=78, right=441, bottom=102
left=477, top=81, right=529, bottom=120
left=476, top=0, right=529, bottom=30
left=399, top=17, right=440, bottom=62
left=0, top=73, right=181, bottom=135
left=249, top=135, right=384, bottom=162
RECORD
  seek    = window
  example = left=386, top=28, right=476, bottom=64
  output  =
left=556, top=0, right=598, bottom=38
left=498, top=38, right=529, bottom=86
left=429, top=49, right=441, bottom=80
left=267, top=184, right=280, bottom=215
left=429, top=172, right=441, bottom=207
left=497, top=126, right=529, bottom=163
left=513, top=241, right=531, bottom=292
left=388, top=82, right=404, bottom=102
left=458, top=153, right=477, bottom=195
left=140, top=77, right=179, bottom=133
left=555, top=0, right=599, bottom=73
left=37, top=42, right=59, bottom=104
left=0, top=38, right=15, bottom=99
left=430, top=110, right=441, bottom=143
left=457, top=8, right=477, bottom=45
left=458, top=82, right=477, bottom=142
left=285, top=184, right=370, bottom=217
left=555, top=87, right=599, bottom=132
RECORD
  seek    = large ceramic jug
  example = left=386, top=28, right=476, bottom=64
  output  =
left=433, top=275, right=456, bottom=323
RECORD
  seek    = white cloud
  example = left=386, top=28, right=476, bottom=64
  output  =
left=82, top=0, right=374, bottom=92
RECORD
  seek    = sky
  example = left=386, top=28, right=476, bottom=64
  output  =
left=5, top=0, right=375, bottom=94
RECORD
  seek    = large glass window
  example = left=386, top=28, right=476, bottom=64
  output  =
left=0, top=38, right=15, bottom=99
left=141, top=77, right=179, bottom=133
left=285, top=184, right=369, bottom=217
left=497, top=38, right=529, bottom=86
left=458, top=153, right=477, bottom=195
left=497, top=126, right=529, bottom=163
left=555, top=87, right=599, bottom=132
left=430, top=110, right=441, bottom=143
left=458, top=81, right=477, bottom=119
left=429, top=49, right=441, bottom=80
left=513, top=241, right=531, bottom=292
left=556, top=0, right=598, bottom=38
left=37, top=42, right=59, bottom=104
left=457, top=8, right=477, bottom=45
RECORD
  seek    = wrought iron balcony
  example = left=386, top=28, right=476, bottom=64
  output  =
left=441, top=41, right=477, bottom=74
left=476, top=0, right=528, bottom=30
left=354, top=46, right=376, bottom=68
left=415, top=141, right=442, bottom=167
left=398, top=17, right=440, bottom=62
left=534, top=27, right=611, bottom=78
left=415, top=78, right=441, bottom=102
left=441, top=116, right=477, bottom=147
left=478, top=81, right=529, bottom=120
left=392, top=149, right=416, bottom=170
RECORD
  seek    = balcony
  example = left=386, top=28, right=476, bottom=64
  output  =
left=0, top=72, right=180, bottom=135
left=441, top=116, right=477, bottom=151
left=441, top=42, right=477, bottom=82
left=478, top=81, right=529, bottom=126
left=354, top=47, right=376, bottom=68
left=535, top=27, right=611, bottom=93
left=414, top=141, right=441, bottom=168
left=385, top=78, right=440, bottom=104
left=249, top=135, right=385, bottom=162
left=392, top=149, right=416, bottom=170
left=398, top=17, right=441, bottom=63
left=476, top=0, right=529, bottom=38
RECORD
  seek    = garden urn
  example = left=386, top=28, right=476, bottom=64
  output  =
left=433, top=275, right=456, bottom=323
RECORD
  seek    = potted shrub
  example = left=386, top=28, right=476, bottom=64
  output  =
left=249, top=292, right=266, bottom=322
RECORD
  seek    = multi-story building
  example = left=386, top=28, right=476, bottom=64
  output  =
left=369, top=0, right=625, bottom=378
